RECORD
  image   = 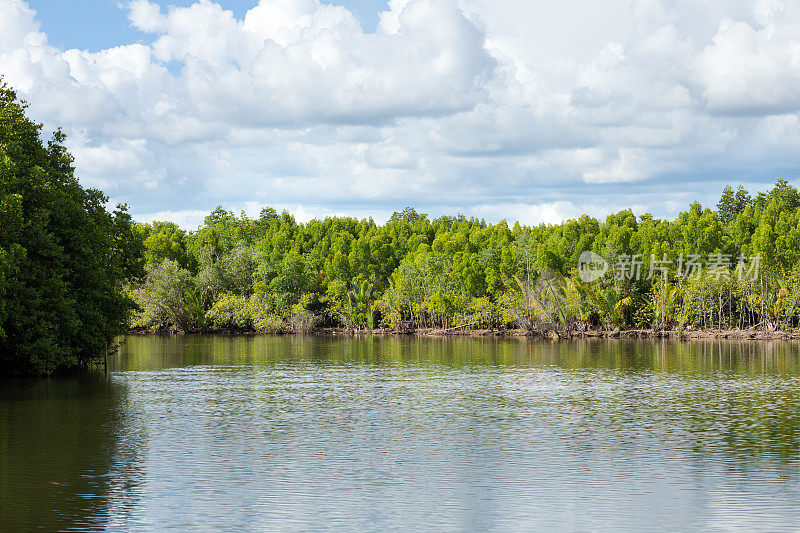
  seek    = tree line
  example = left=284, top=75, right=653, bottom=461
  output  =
left=130, top=180, right=800, bottom=336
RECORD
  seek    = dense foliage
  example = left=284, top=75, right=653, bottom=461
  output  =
left=0, top=82, right=143, bottom=376
left=131, top=181, right=800, bottom=335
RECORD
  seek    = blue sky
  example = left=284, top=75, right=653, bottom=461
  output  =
left=29, top=1, right=388, bottom=50
left=2, top=0, right=799, bottom=227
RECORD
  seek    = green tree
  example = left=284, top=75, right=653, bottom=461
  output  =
left=137, top=221, right=195, bottom=272
left=0, top=81, right=143, bottom=375
left=131, top=260, right=201, bottom=331
left=717, top=185, right=751, bottom=226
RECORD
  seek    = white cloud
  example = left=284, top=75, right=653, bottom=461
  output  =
left=123, top=0, right=495, bottom=127
left=127, top=0, right=165, bottom=33
left=2, top=0, right=800, bottom=226
left=136, top=209, right=210, bottom=228
left=582, top=149, right=649, bottom=184
left=469, top=201, right=584, bottom=226
left=0, top=0, right=41, bottom=51
left=696, top=12, right=800, bottom=114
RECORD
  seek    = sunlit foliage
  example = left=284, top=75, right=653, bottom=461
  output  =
left=130, top=179, right=800, bottom=335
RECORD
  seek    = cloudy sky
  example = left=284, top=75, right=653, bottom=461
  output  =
left=2, top=0, right=799, bottom=227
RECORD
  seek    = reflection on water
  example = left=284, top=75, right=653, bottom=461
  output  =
left=0, top=377, right=127, bottom=531
left=3, top=336, right=800, bottom=531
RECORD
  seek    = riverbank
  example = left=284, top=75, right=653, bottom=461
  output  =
left=128, top=326, right=800, bottom=341
left=419, top=328, right=800, bottom=341
left=388, top=328, right=800, bottom=341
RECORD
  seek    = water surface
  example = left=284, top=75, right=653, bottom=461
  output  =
left=3, top=336, right=800, bottom=531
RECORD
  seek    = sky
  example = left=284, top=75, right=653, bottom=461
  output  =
left=2, top=0, right=799, bottom=228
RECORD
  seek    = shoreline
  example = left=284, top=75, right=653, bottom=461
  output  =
left=127, top=327, right=800, bottom=341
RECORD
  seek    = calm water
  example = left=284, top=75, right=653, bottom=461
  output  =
left=3, top=336, right=800, bottom=531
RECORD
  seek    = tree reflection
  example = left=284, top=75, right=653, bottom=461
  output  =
left=0, top=374, right=127, bottom=531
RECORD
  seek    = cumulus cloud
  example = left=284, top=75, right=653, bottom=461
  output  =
left=696, top=8, right=800, bottom=114
left=123, top=0, right=495, bottom=126
left=1, top=0, right=800, bottom=225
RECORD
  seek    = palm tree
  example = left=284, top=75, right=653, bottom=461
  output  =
left=347, top=280, right=374, bottom=329
left=583, top=282, right=631, bottom=328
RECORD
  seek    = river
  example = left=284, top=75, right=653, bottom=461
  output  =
left=2, top=335, right=800, bottom=531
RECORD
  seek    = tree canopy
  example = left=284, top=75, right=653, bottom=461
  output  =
left=0, top=81, right=143, bottom=376
left=125, top=178, right=800, bottom=336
